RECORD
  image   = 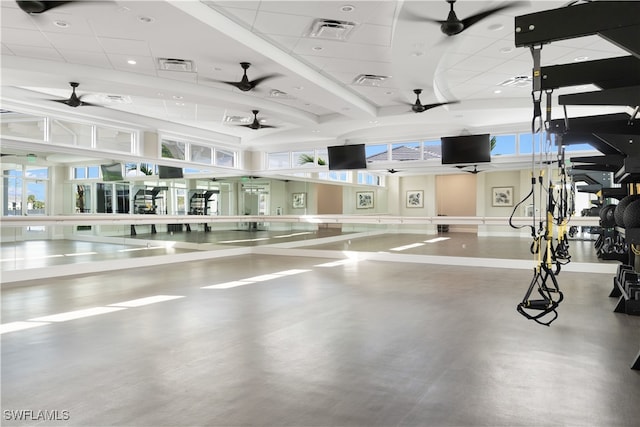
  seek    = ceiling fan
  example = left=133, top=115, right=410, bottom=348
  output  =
left=405, top=89, right=459, bottom=113
left=408, top=0, right=524, bottom=36
left=208, top=62, right=281, bottom=92
left=456, top=165, right=482, bottom=174
left=387, top=169, right=401, bottom=174
left=50, top=82, right=99, bottom=108
left=240, top=110, right=277, bottom=130
left=16, top=1, right=73, bottom=14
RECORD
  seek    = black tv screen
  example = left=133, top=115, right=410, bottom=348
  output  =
left=441, top=134, right=491, bottom=165
left=327, top=144, right=367, bottom=170
left=158, top=165, right=183, bottom=179
left=100, top=163, right=124, bottom=181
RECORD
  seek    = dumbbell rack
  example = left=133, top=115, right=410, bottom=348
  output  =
left=609, top=227, right=640, bottom=369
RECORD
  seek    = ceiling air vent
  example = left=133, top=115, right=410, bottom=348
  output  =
left=306, top=19, right=356, bottom=40
left=157, top=58, right=195, bottom=72
left=497, top=75, right=531, bottom=88
left=353, top=74, right=390, bottom=86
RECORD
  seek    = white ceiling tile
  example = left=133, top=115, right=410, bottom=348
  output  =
left=215, top=6, right=258, bottom=28
left=30, top=12, right=96, bottom=35
left=451, top=55, right=504, bottom=73
left=4, top=45, right=64, bottom=61
left=43, top=32, right=104, bottom=52
left=1, top=28, right=52, bottom=48
left=348, top=23, right=392, bottom=47
left=253, top=11, right=310, bottom=37
left=98, top=38, right=152, bottom=56
left=0, top=5, right=41, bottom=30
left=1, top=43, right=15, bottom=55
left=437, top=68, right=480, bottom=84
left=107, top=54, right=157, bottom=73
left=58, top=50, right=113, bottom=68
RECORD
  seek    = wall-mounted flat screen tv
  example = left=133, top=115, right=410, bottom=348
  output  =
left=440, top=133, right=491, bottom=165
left=158, top=165, right=184, bottom=179
left=100, top=163, right=124, bottom=181
left=327, top=144, right=367, bottom=170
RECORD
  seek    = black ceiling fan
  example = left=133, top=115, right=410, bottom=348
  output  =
left=50, top=82, right=99, bottom=108
left=408, top=0, right=524, bottom=37
left=16, top=1, right=73, bottom=14
left=241, top=110, right=277, bottom=130
left=210, top=62, right=280, bottom=92
left=387, top=169, right=401, bottom=174
left=405, top=89, right=459, bottom=113
left=456, top=165, right=482, bottom=174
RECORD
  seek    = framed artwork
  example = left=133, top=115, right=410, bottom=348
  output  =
left=292, top=192, right=306, bottom=209
left=406, top=190, right=424, bottom=208
left=356, top=191, right=374, bottom=209
left=492, top=186, right=514, bottom=207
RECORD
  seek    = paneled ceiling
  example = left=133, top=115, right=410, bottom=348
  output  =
left=0, top=0, right=632, bottom=159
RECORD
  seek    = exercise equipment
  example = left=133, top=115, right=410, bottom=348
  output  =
left=614, top=194, right=640, bottom=227
left=622, top=199, right=640, bottom=228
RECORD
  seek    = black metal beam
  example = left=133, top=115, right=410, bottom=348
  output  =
left=514, top=1, right=640, bottom=48
left=548, top=113, right=638, bottom=135
left=571, top=164, right=620, bottom=173
left=558, top=86, right=640, bottom=107
left=558, top=131, right=623, bottom=156
left=541, top=56, right=640, bottom=90
left=600, top=27, right=640, bottom=58
left=593, top=134, right=640, bottom=158
left=570, top=154, right=624, bottom=171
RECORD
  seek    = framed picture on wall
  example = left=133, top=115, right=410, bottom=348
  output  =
left=492, top=186, right=513, bottom=207
left=292, top=192, right=306, bottom=209
left=406, top=190, right=424, bottom=208
left=356, top=191, right=374, bottom=209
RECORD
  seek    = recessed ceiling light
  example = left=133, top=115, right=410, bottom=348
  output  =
left=127, top=59, right=137, bottom=65
left=574, top=56, right=589, bottom=62
left=494, top=89, right=502, bottom=94
left=304, top=103, right=311, bottom=106
left=172, top=95, right=183, bottom=100
left=411, top=51, right=424, bottom=57
left=488, top=23, right=504, bottom=31
left=294, top=86, right=304, bottom=90
left=175, top=102, right=185, bottom=106
left=138, top=16, right=154, bottom=23
left=157, top=92, right=164, bottom=97
left=213, top=67, right=222, bottom=71
left=53, top=20, right=69, bottom=28
left=369, top=120, right=378, bottom=124
left=385, top=91, right=394, bottom=95
left=340, top=5, right=355, bottom=12
left=499, top=47, right=513, bottom=54
left=312, top=46, right=324, bottom=51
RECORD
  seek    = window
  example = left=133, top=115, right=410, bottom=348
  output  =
left=268, top=152, right=290, bottom=169
left=50, top=119, right=92, bottom=148
left=294, top=150, right=316, bottom=167
left=191, top=144, right=212, bottom=164
left=519, top=133, right=542, bottom=154
left=491, top=135, right=516, bottom=156
left=423, top=140, right=442, bottom=160
left=96, top=127, right=134, bottom=153
left=161, top=139, right=186, bottom=160
left=365, top=144, right=389, bottom=162
left=392, top=142, right=420, bottom=161
left=215, top=149, right=235, bottom=167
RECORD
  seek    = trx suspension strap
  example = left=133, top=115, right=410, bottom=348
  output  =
left=515, top=45, right=565, bottom=326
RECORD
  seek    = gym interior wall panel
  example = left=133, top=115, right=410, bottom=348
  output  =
left=436, top=174, right=477, bottom=233
left=142, top=132, right=158, bottom=158
left=317, top=183, right=342, bottom=215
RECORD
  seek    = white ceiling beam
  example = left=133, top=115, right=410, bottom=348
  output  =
left=167, top=0, right=378, bottom=119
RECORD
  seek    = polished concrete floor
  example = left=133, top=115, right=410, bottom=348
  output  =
left=2, top=251, right=640, bottom=426
left=1, top=229, right=610, bottom=272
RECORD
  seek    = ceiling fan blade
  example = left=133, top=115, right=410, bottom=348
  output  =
left=402, top=9, right=444, bottom=25
left=16, top=1, right=72, bottom=14
left=423, top=100, right=460, bottom=110
left=249, top=74, right=281, bottom=88
left=460, top=2, right=525, bottom=32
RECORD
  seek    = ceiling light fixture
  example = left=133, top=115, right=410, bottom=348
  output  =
left=53, top=20, right=69, bottom=28
left=574, top=56, right=589, bottom=62
left=340, top=5, right=355, bottom=12
left=127, top=59, right=137, bottom=65
left=172, top=95, right=183, bottom=100
left=312, top=46, right=324, bottom=51
left=138, top=16, right=154, bottom=23
left=499, top=47, right=513, bottom=54
left=494, top=89, right=502, bottom=94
